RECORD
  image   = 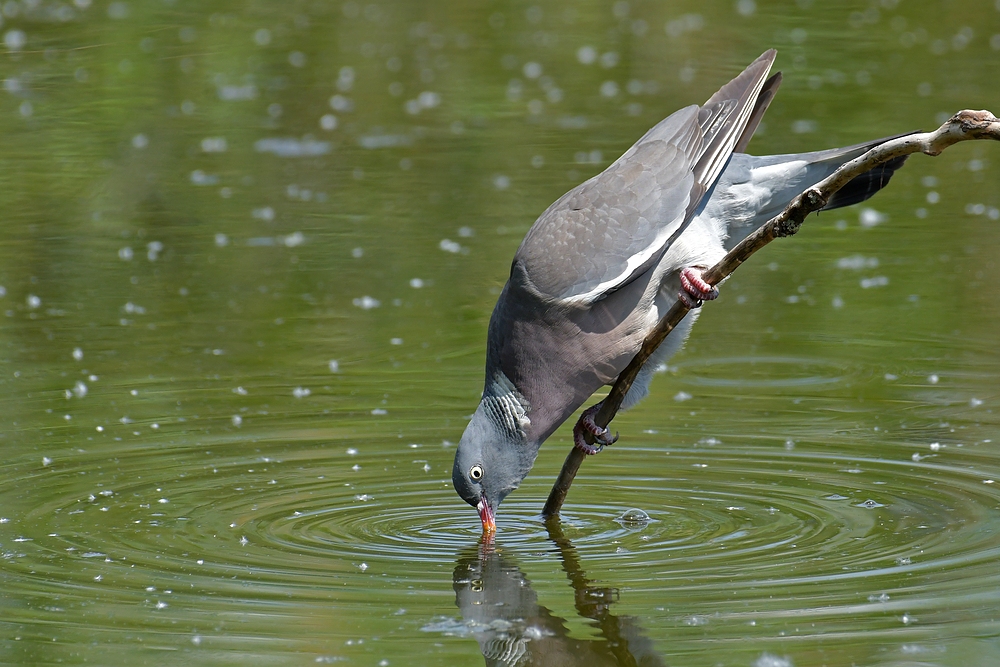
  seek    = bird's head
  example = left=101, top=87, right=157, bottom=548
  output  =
left=452, top=396, right=533, bottom=535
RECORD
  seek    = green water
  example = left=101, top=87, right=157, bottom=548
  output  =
left=1, top=1, right=999, bottom=665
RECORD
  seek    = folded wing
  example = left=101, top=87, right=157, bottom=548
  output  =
left=513, top=50, right=778, bottom=304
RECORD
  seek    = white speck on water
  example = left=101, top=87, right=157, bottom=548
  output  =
left=860, top=276, right=888, bottom=289
left=329, top=94, right=353, bottom=112
left=351, top=464, right=361, bottom=471
left=896, top=556, right=912, bottom=565
left=901, top=613, right=914, bottom=625
left=859, top=207, right=886, bottom=227
left=4, top=29, right=27, bottom=51
left=253, top=28, right=271, bottom=46
left=213, top=233, right=229, bottom=248
left=94, top=575, right=102, bottom=581
left=599, top=80, right=619, bottom=97
left=735, top=0, right=756, bottom=17
left=329, top=360, right=340, bottom=373
left=493, top=174, right=510, bottom=190
left=353, top=295, right=381, bottom=309
left=984, top=479, right=995, bottom=484
left=217, top=84, right=257, bottom=101
left=371, top=408, right=387, bottom=415
left=409, top=278, right=425, bottom=289
left=673, top=391, right=692, bottom=402
left=292, top=387, right=311, bottom=398
left=26, top=294, right=41, bottom=309
left=753, top=653, right=792, bottom=667
left=346, top=448, right=358, bottom=455
left=197, top=559, right=204, bottom=565
left=231, top=415, right=242, bottom=427
left=911, top=453, right=923, bottom=462
left=72, top=381, right=87, bottom=398
left=423, top=464, right=431, bottom=472
left=200, top=137, right=227, bottom=153
left=255, top=137, right=330, bottom=157
left=320, top=114, right=338, bottom=130
left=970, top=397, right=983, bottom=407
left=158, top=498, right=169, bottom=504
left=191, top=635, right=202, bottom=646
left=577, top=45, right=597, bottom=64
left=684, top=615, right=708, bottom=626
left=284, top=231, right=305, bottom=248
left=857, top=499, right=884, bottom=508
left=240, top=536, right=249, bottom=546
left=439, top=239, right=463, bottom=253
left=926, top=190, right=940, bottom=204
left=930, top=442, right=941, bottom=451
left=837, top=254, right=879, bottom=270
left=928, top=374, right=939, bottom=384
left=252, top=206, right=275, bottom=221
left=358, top=562, right=368, bottom=571
left=155, top=601, right=168, bottom=610
left=355, top=494, right=373, bottom=501
left=791, top=119, right=816, bottom=134
left=288, top=51, right=306, bottom=67
left=42, top=457, right=52, bottom=467
left=96, top=426, right=104, bottom=432
left=131, top=133, right=148, bottom=149
left=190, top=170, right=218, bottom=186
left=390, top=338, right=403, bottom=346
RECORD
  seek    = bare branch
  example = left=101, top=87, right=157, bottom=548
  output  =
left=542, top=109, right=1000, bottom=520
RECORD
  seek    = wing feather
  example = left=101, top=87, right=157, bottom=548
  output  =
left=514, top=50, right=777, bottom=303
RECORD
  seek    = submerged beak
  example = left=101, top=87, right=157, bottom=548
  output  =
left=477, top=496, right=496, bottom=535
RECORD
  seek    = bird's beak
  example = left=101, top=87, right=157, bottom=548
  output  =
left=477, top=496, right=496, bottom=535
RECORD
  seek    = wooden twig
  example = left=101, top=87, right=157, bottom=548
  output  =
left=542, top=109, right=1000, bottom=519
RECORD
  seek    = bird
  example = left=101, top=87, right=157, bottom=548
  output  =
left=452, top=50, right=909, bottom=534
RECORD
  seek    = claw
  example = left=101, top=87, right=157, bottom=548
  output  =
left=679, top=267, right=719, bottom=308
left=573, top=403, right=618, bottom=455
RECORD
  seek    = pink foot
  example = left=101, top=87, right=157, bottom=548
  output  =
left=679, top=267, right=719, bottom=309
left=573, top=403, right=619, bottom=455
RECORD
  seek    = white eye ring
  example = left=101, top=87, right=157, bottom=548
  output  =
left=469, top=464, right=484, bottom=481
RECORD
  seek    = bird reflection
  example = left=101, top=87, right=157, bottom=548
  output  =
left=450, top=522, right=665, bottom=666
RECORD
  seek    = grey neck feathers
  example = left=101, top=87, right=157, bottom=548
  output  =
left=481, top=372, right=531, bottom=441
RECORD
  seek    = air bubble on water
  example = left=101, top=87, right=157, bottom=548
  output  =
left=158, top=498, right=169, bottom=504
left=868, top=592, right=890, bottom=603
left=72, top=381, right=87, bottom=398
left=423, top=464, right=431, bottom=472
left=617, top=508, right=650, bottom=528
left=231, top=415, right=242, bottom=427
left=390, top=338, right=403, bottom=345
left=896, top=556, right=912, bottom=565
left=292, top=387, right=311, bottom=398
left=358, top=562, right=368, bottom=571
left=355, top=494, right=373, bottom=501
left=901, top=613, right=914, bottom=625
left=329, top=360, right=340, bottom=373
left=371, top=408, right=387, bottom=415
left=825, top=494, right=848, bottom=500
left=42, top=457, right=52, bottom=466
left=346, top=448, right=357, bottom=455
left=240, top=536, right=249, bottom=546
left=351, top=464, right=361, bottom=471
left=970, top=397, right=983, bottom=407
left=26, top=294, right=41, bottom=309
left=911, top=453, right=923, bottom=462
left=673, top=391, right=692, bottom=402
left=857, top=499, right=884, bottom=508
left=928, top=374, right=939, bottom=384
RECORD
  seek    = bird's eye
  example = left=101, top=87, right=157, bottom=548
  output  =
left=469, top=464, right=484, bottom=481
